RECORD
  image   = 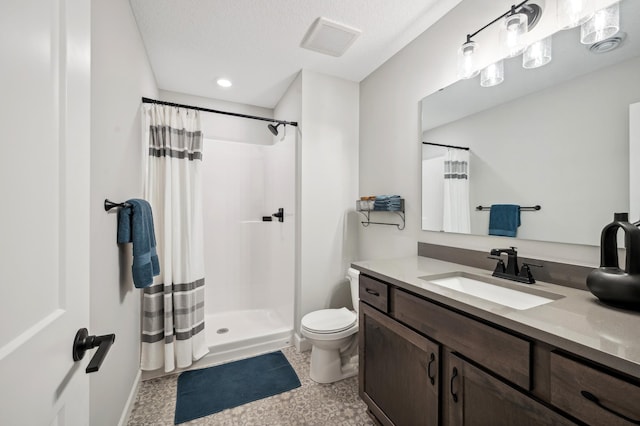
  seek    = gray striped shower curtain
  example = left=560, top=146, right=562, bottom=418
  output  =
left=443, top=149, right=471, bottom=234
left=140, top=104, right=208, bottom=372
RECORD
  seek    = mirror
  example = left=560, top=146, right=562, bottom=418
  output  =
left=421, top=0, right=640, bottom=246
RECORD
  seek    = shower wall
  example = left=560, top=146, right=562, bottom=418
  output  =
left=201, top=135, right=295, bottom=329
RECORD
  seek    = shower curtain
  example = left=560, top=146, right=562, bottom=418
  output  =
left=140, top=104, right=208, bottom=372
left=443, top=149, right=471, bottom=233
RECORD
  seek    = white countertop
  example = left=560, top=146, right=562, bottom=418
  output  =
left=352, top=256, right=640, bottom=379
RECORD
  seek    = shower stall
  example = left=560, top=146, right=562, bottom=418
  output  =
left=199, top=133, right=295, bottom=365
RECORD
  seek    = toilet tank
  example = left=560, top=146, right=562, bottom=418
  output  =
left=347, top=268, right=360, bottom=314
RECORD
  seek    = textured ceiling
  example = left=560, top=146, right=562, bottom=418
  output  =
left=129, top=0, right=461, bottom=108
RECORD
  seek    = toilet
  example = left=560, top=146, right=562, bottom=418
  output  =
left=301, top=268, right=360, bottom=383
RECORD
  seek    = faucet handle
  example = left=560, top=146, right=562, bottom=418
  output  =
left=518, top=263, right=540, bottom=284
left=488, top=256, right=506, bottom=274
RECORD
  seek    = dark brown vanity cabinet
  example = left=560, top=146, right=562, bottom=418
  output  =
left=360, top=302, right=440, bottom=426
left=549, top=352, right=640, bottom=426
left=444, top=352, right=574, bottom=425
left=358, top=273, right=640, bottom=425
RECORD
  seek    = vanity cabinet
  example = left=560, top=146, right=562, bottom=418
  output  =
left=358, top=273, right=640, bottom=426
left=444, top=351, right=574, bottom=425
left=549, top=352, right=640, bottom=425
left=360, top=302, right=440, bottom=426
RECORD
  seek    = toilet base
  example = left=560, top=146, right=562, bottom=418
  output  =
left=308, top=339, right=358, bottom=383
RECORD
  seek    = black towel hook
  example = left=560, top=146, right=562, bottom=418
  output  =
left=104, top=199, right=131, bottom=212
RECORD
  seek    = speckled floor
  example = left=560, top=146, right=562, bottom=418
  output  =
left=127, top=346, right=375, bottom=425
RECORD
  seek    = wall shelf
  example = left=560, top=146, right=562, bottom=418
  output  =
left=357, top=199, right=405, bottom=230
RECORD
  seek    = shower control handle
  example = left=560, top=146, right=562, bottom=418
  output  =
left=272, top=208, right=284, bottom=222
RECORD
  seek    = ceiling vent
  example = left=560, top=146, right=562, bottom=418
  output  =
left=300, top=17, right=361, bottom=57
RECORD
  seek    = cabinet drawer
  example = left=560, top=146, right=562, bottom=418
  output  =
left=359, top=275, right=389, bottom=313
left=550, top=352, right=640, bottom=425
left=393, top=288, right=531, bottom=390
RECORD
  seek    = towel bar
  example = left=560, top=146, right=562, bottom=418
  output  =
left=104, top=199, right=131, bottom=212
left=476, top=205, right=541, bottom=211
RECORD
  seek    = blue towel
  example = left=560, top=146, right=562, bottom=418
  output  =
left=117, top=199, right=160, bottom=288
left=373, top=195, right=402, bottom=210
left=375, top=195, right=401, bottom=201
left=489, top=204, right=521, bottom=237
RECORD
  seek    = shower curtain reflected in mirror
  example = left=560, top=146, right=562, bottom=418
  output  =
left=443, top=149, right=471, bottom=233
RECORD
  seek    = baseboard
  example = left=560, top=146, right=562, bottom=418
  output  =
left=294, top=332, right=312, bottom=352
left=118, top=369, right=141, bottom=426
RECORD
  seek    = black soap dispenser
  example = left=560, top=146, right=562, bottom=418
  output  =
left=586, top=213, right=640, bottom=309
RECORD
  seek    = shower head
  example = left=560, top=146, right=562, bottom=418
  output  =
left=268, top=122, right=283, bottom=136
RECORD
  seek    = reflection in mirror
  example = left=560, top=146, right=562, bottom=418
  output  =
left=421, top=0, right=640, bottom=246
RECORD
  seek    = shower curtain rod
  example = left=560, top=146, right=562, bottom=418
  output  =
left=141, top=97, right=298, bottom=127
left=423, top=141, right=470, bottom=151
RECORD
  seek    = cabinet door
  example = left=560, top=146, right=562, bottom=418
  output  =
left=445, top=352, right=576, bottom=426
left=360, top=302, right=439, bottom=426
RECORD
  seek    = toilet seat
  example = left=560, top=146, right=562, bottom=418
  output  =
left=301, top=308, right=356, bottom=334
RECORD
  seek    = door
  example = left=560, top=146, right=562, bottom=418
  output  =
left=360, top=303, right=440, bottom=426
left=444, top=352, right=575, bottom=426
left=0, top=0, right=91, bottom=424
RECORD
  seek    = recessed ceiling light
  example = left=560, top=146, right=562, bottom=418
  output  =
left=216, top=78, right=232, bottom=88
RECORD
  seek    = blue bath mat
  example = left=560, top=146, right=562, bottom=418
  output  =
left=174, top=351, right=301, bottom=424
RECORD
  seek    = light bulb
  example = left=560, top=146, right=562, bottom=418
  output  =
left=457, top=40, right=479, bottom=80
left=501, top=13, right=528, bottom=58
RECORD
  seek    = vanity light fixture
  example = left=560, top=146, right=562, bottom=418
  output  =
left=480, top=60, right=504, bottom=87
left=457, top=0, right=541, bottom=84
left=523, top=36, right=552, bottom=68
left=581, top=2, right=620, bottom=45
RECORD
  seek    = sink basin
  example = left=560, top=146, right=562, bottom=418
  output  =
left=419, top=272, right=563, bottom=310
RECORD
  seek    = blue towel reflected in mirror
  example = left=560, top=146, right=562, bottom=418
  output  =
left=489, top=204, right=521, bottom=237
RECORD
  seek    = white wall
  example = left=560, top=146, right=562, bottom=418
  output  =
left=422, top=155, right=445, bottom=231
left=359, top=0, right=612, bottom=266
left=299, top=70, right=360, bottom=330
left=90, top=1, right=158, bottom=425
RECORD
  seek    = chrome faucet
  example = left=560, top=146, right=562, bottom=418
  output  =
left=489, top=247, right=538, bottom=284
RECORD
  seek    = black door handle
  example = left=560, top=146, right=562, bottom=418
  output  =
left=272, top=208, right=284, bottom=222
left=72, top=328, right=116, bottom=373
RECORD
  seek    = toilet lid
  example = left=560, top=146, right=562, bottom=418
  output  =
left=301, top=308, right=357, bottom=334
